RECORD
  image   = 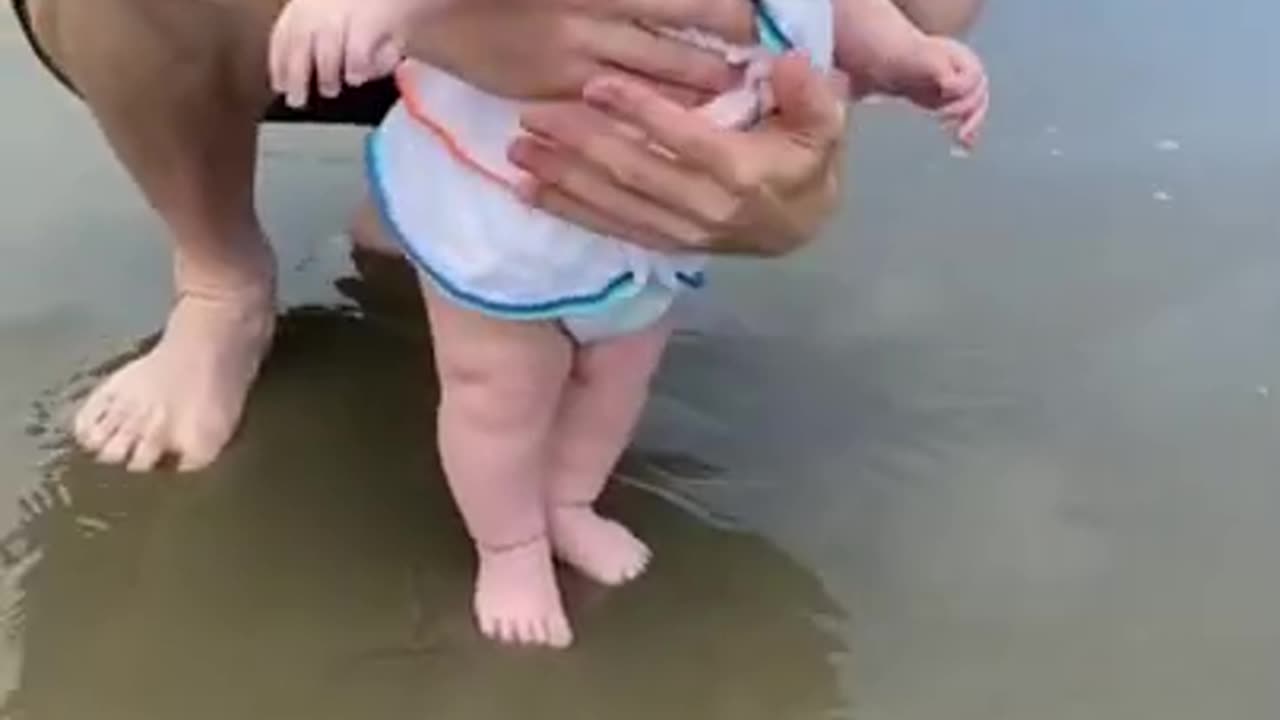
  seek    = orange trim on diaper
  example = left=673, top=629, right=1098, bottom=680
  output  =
left=394, top=64, right=518, bottom=191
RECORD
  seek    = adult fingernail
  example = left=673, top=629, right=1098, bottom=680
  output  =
left=508, top=137, right=547, bottom=170
left=514, top=178, right=540, bottom=205
left=508, top=139, right=532, bottom=166
left=518, top=107, right=551, bottom=134
left=584, top=79, right=623, bottom=107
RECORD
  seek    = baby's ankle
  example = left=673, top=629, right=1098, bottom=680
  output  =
left=475, top=530, right=548, bottom=558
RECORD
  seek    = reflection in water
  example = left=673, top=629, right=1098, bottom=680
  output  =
left=2, top=257, right=847, bottom=720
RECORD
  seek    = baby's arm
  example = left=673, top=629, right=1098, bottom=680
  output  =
left=832, top=0, right=927, bottom=83
left=832, top=0, right=989, bottom=146
left=892, top=0, right=986, bottom=36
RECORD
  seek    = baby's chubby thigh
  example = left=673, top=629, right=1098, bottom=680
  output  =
left=424, top=281, right=569, bottom=451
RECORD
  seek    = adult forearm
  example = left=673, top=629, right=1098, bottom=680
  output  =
left=893, top=0, right=986, bottom=35
left=397, top=0, right=748, bottom=102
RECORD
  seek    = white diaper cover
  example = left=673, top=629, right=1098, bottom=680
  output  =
left=365, top=0, right=833, bottom=342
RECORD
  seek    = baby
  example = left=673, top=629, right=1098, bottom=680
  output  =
left=270, top=0, right=988, bottom=649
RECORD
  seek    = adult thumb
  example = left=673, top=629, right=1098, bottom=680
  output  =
left=770, top=52, right=847, bottom=143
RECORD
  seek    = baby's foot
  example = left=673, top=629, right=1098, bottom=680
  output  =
left=474, top=535, right=573, bottom=648
left=73, top=263, right=275, bottom=473
left=550, top=505, right=651, bottom=587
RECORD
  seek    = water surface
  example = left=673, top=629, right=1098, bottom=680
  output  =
left=1, top=1, right=1277, bottom=717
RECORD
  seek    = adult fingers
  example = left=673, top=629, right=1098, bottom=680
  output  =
left=519, top=103, right=740, bottom=224
left=577, top=54, right=846, bottom=195
left=517, top=181, right=680, bottom=252
left=770, top=52, right=847, bottom=146
left=579, top=74, right=749, bottom=188
left=579, top=19, right=737, bottom=94
left=726, top=52, right=848, bottom=187
left=826, top=68, right=853, bottom=103
left=508, top=136, right=712, bottom=248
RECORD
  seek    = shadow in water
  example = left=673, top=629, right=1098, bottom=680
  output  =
left=1, top=255, right=847, bottom=720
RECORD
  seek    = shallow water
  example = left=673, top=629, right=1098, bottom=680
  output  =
left=1, top=1, right=1278, bottom=718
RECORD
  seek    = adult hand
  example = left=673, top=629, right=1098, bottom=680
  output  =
left=405, top=0, right=754, bottom=102
left=508, top=53, right=849, bottom=256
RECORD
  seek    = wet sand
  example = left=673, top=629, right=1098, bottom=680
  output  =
left=1, top=1, right=1278, bottom=718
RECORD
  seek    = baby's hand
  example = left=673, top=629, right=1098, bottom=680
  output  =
left=269, top=0, right=414, bottom=108
left=879, top=36, right=989, bottom=148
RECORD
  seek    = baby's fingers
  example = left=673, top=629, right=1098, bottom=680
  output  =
left=313, top=18, right=348, bottom=98
left=938, top=72, right=986, bottom=121
left=936, top=41, right=984, bottom=98
left=345, top=27, right=400, bottom=86
left=284, top=31, right=316, bottom=107
left=371, top=40, right=405, bottom=80
left=268, top=5, right=297, bottom=96
left=270, top=4, right=324, bottom=108
left=343, top=23, right=377, bottom=86
left=956, top=86, right=989, bottom=147
left=938, top=81, right=988, bottom=148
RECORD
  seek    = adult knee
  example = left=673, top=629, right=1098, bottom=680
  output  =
left=38, top=0, right=275, bottom=113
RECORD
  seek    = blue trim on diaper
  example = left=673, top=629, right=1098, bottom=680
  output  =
left=752, top=0, right=794, bottom=53
left=365, top=132, right=660, bottom=320
left=677, top=271, right=706, bottom=288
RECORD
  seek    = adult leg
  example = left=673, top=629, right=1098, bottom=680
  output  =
left=421, top=284, right=575, bottom=648
left=30, top=0, right=282, bottom=471
left=547, top=317, right=673, bottom=585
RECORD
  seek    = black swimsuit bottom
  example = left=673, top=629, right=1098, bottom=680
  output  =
left=10, top=0, right=397, bottom=127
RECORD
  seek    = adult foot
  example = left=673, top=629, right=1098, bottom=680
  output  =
left=474, top=535, right=574, bottom=648
left=550, top=505, right=651, bottom=586
left=73, top=262, right=275, bottom=473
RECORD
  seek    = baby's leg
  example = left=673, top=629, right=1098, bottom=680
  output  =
left=422, top=284, right=574, bottom=648
left=548, top=317, right=674, bottom=585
